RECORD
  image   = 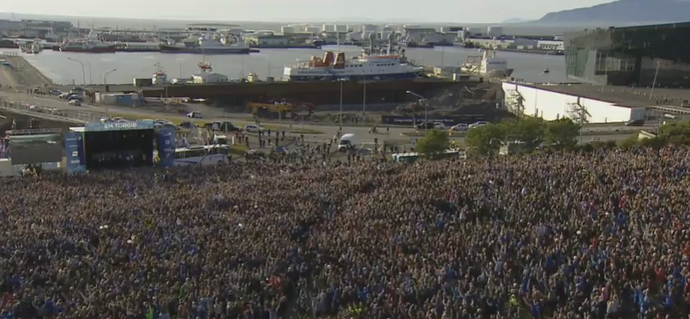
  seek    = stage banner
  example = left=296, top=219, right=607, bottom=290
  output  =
left=64, top=132, right=86, bottom=173
left=85, top=121, right=155, bottom=132
left=156, top=127, right=176, bottom=167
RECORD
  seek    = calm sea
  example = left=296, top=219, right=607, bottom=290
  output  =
left=9, top=46, right=568, bottom=85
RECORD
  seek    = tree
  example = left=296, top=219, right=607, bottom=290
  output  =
left=544, top=118, right=580, bottom=149
left=658, top=121, right=690, bottom=145
left=465, top=123, right=505, bottom=155
left=501, top=117, right=545, bottom=151
left=416, top=129, right=450, bottom=159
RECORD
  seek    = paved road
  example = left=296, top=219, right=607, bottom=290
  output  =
left=0, top=90, right=645, bottom=145
left=0, top=67, right=17, bottom=88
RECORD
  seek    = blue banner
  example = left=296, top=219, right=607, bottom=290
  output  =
left=64, top=132, right=86, bottom=174
left=85, top=121, right=155, bottom=132
left=156, top=127, right=176, bottom=167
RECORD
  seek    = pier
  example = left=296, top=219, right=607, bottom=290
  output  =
left=0, top=54, right=53, bottom=89
left=141, top=79, right=473, bottom=105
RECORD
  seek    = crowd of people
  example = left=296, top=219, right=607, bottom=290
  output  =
left=1, top=146, right=690, bottom=319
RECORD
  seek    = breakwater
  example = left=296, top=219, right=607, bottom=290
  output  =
left=0, top=54, right=54, bottom=89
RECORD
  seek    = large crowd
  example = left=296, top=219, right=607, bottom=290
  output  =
left=2, top=146, right=690, bottom=319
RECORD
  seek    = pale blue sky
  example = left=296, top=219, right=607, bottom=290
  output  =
left=1, top=0, right=613, bottom=23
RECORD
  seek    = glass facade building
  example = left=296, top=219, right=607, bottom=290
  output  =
left=564, top=22, right=690, bottom=87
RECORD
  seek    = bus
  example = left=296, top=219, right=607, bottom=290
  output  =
left=391, top=150, right=465, bottom=163
left=174, top=145, right=231, bottom=166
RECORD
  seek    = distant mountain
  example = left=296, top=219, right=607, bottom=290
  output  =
left=535, top=0, right=690, bottom=25
left=502, top=18, right=531, bottom=24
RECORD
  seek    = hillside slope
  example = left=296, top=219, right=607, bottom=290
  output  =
left=536, top=0, right=690, bottom=25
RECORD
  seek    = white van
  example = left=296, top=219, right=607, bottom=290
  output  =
left=338, top=134, right=355, bottom=151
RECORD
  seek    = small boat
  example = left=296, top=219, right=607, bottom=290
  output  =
left=543, top=68, right=550, bottom=74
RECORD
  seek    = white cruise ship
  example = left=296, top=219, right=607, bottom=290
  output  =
left=283, top=50, right=423, bottom=82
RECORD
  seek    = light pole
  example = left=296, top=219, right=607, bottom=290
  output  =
left=406, top=90, right=428, bottom=136
left=338, top=78, right=346, bottom=130
left=87, top=62, right=93, bottom=85
left=362, top=71, right=367, bottom=121
left=156, top=63, right=169, bottom=105
left=68, top=57, right=86, bottom=85
left=264, top=57, right=271, bottom=79
left=103, top=68, right=117, bottom=116
left=175, top=58, right=185, bottom=78
left=103, top=68, right=117, bottom=88
left=649, top=60, right=660, bottom=101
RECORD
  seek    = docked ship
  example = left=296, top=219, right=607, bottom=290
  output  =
left=160, top=35, right=250, bottom=55
left=283, top=41, right=423, bottom=81
left=20, top=40, right=43, bottom=54
left=397, top=35, right=434, bottom=48
left=60, top=40, right=117, bottom=53
left=461, top=49, right=514, bottom=78
left=115, top=42, right=162, bottom=52
left=59, top=30, right=117, bottom=53
left=0, top=39, right=19, bottom=49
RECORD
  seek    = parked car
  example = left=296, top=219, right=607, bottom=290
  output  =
left=219, top=121, right=242, bottom=132
left=68, top=99, right=81, bottom=106
left=178, top=121, right=195, bottom=129
left=415, top=122, right=446, bottom=130
left=450, top=123, right=469, bottom=131
left=468, top=121, right=489, bottom=129
left=154, top=119, right=173, bottom=126
left=625, top=119, right=645, bottom=126
left=243, top=124, right=264, bottom=133
left=67, top=94, right=83, bottom=102
left=187, top=111, right=202, bottom=119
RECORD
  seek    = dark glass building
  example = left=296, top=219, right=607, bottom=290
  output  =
left=564, top=22, right=690, bottom=88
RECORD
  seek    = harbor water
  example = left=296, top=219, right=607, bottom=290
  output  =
left=8, top=46, right=568, bottom=85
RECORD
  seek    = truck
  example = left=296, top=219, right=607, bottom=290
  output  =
left=338, top=134, right=355, bottom=151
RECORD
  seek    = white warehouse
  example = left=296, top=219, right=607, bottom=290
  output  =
left=192, top=72, right=229, bottom=84
left=502, top=82, right=646, bottom=123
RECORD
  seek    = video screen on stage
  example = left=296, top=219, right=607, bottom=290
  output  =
left=9, top=134, right=63, bottom=165
left=84, top=129, right=154, bottom=169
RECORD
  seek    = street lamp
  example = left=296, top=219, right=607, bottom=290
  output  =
left=338, top=78, right=347, bottom=130
left=103, top=68, right=117, bottom=88
left=87, top=62, right=93, bottom=85
left=103, top=68, right=117, bottom=116
left=176, top=58, right=184, bottom=78
left=264, top=57, right=271, bottom=79
left=406, top=90, right=428, bottom=136
left=362, top=70, right=367, bottom=121
left=67, top=57, right=86, bottom=85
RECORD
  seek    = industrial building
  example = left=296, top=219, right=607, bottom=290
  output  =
left=304, top=26, right=320, bottom=34
left=564, top=22, right=690, bottom=87
left=0, top=19, right=71, bottom=37
left=502, top=82, right=646, bottom=123
left=192, top=72, right=229, bottom=84
left=243, top=34, right=289, bottom=46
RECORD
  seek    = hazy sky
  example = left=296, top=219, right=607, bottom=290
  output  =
left=1, top=0, right=613, bottom=23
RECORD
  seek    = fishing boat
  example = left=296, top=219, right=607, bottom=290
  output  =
left=59, top=30, right=117, bottom=53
